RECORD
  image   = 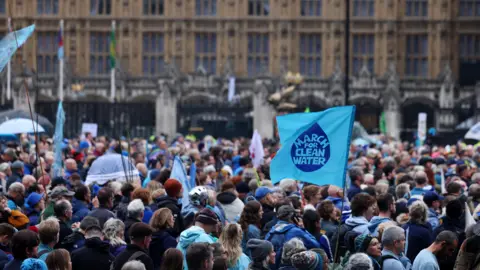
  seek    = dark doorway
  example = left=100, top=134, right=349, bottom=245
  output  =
left=401, top=102, right=435, bottom=141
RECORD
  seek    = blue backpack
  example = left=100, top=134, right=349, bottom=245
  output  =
left=266, top=226, right=294, bottom=268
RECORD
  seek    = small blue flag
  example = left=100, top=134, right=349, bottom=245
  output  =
left=270, top=106, right=356, bottom=188
left=0, top=24, right=35, bottom=73
left=53, top=101, right=65, bottom=178
left=170, top=156, right=191, bottom=207
left=189, top=161, right=196, bottom=190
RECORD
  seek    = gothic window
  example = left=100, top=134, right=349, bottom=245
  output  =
left=247, top=33, right=269, bottom=76
left=248, top=0, right=269, bottom=16
left=301, top=0, right=322, bottom=16
left=459, top=35, right=480, bottom=62
left=405, top=0, right=428, bottom=17
left=37, top=32, right=58, bottom=74
left=195, top=33, right=217, bottom=74
left=196, top=0, right=216, bottom=16
left=90, top=0, right=111, bottom=15
left=37, top=0, right=58, bottom=14
left=299, top=34, right=322, bottom=76
left=353, top=0, right=374, bottom=17
left=405, top=35, right=428, bottom=77
left=143, top=33, right=165, bottom=75
left=143, top=0, right=164, bottom=15
left=0, top=0, right=5, bottom=14
left=459, top=0, right=480, bottom=16
left=352, top=34, right=374, bottom=74
left=89, top=32, right=110, bottom=74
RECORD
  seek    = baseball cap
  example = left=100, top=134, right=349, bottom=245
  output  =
left=49, top=186, right=75, bottom=198
left=25, top=192, right=43, bottom=209
left=255, top=186, right=273, bottom=201
left=11, top=161, right=24, bottom=170
left=423, top=191, right=444, bottom=205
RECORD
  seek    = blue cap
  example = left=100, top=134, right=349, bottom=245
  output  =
left=78, top=141, right=89, bottom=150
left=423, top=191, right=444, bottom=205
left=25, top=192, right=43, bottom=209
left=255, top=186, right=273, bottom=201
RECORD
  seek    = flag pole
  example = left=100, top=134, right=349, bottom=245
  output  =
left=59, top=19, right=64, bottom=101
left=110, top=20, right=116, bottom=102
left=6, top=17, right=11, bottom=101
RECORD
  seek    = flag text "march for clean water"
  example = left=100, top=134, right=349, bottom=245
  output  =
left=292, top=134, right=329, bottom=165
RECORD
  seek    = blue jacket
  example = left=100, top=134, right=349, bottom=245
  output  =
left=150, top=230, right=177, bottom=270
left=72, top=199, right=90, bottom=223
left=228, top=253, right=251, bottom=270
left=345, top=216, right=370, bottom=235
left=177, top=226, right=216, bottom=270
left=25, top=208, right=41, bottom=226
left=0, top=249, right=11, bottom=269
left=347, top=184, right=362, bottom=201
left=265, top=221, right=320, bottom=268
left=381, top=249, right=410, bottom=270
left=241, top=224, right=261, bottom=258
left=142, top=207, right=153, bottom=224
left=426, top=208, right=440, bottom=231
left=402, top=221, right=433, bottom=262
left=367, top=216, right=392, bottom=237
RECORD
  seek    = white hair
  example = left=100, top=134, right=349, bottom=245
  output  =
left=127, top=199, right=145, bottom=219
left=8, top=182, right=25, bottom=194
left=279, top=179, right=296, bottom=193
left=121, top=261, right=146, bottom=270
left=109, top=181, right=123, bottom=195
left=345, top=253, right=374, bottom=270
left=382, top=226, right=405, bottom=247
left=103, top=218, right=126, bottom=247
left=409, top=200, right=428, bottom=224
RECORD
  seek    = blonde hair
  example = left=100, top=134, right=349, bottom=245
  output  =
left=147, top=181, right=162, bottom=198
left=151, top=189, right=166, bottom=200
left=149, top=208, right=173, bottom=231
left=219, top=223, right=243, bottom=267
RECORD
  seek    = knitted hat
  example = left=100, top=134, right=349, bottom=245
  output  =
left=195, top=208, right=218, bottom=225
left=21, top=258, right=48, bottom=270
left=277, top=205, right=296, bottom=221
left=164, top=179, right=182, bottom=197
left=247, top=239, right=273, bottom=261
left=354, top=234, right=373, bottom=253
left=291, top=251, right=321, bottom=270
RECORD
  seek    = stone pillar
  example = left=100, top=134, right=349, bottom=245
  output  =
left=156, top=81, right=177, bottom=139
left=385, top=109, right=401, bottom=140
left=253, top=80, right=275, bottom=139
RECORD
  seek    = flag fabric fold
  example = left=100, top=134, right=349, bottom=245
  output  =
left=379, top=112, right=387, bottom=135
left=53, top=101, right=65, bottom=178
left=189, top=160, right=196, bottom=190
left=270, top=106, right=356, bottom=188
left=249, top=130, right=265, bottom=168
left=170, top=156, right=191, bottom=208
left=57, top=25, right=64, bottom=60
left=0, top=24, right=35, bottom=73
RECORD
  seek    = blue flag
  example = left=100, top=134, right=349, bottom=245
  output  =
left=189, top=161, right=196, bottom=190
left=270, top=106, right=356, bottom=188
left=0, top=24, right=35, bottom=73
left=53, top=101, right=65, bottom=178
left=170, top=156, right=191, bottom=208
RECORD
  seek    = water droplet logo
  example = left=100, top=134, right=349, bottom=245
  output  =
left=290, top=123, right=331, bottom=172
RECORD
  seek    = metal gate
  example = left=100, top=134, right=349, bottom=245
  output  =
left=35, top=101, right=155, bottom=138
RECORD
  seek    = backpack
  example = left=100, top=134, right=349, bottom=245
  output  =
left=333, top=223, right=354, bottom=262
left=266, top=226, right=293, bottom=268
left=110, top=251, right=145, bottom=270
left=380, top=254, right=398, bottom=267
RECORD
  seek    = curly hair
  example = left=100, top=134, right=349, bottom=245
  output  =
left=219, top=224, right=243, bottom=268
left=150, top=208, right=173, bottom=231
left=238, top=200, right=262, bottom=232
left=132, top=188, right=152, bottom=206
left=317, top=200, right=335, bottom=221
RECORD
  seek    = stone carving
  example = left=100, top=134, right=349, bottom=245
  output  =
left=268, top=72, right=303, bottom=112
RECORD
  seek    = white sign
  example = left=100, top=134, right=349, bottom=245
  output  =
left=418, top=113, right=427, bottom=142
left=81, top=123, right=98, bottom=138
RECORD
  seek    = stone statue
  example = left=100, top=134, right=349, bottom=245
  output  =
left=268, top=72, right=303, bottom=112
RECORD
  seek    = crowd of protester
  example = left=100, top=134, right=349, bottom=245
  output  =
left=0, top=132, right=478, bottom=270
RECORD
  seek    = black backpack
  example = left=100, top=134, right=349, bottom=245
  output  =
left=332, top=223, right=354, bottom=262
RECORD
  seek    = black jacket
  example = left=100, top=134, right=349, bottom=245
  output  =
left=155, top=195, right=184, bottom=238
left=87, top=207, right=116, bottom=228
left=124, top=217, right=142, bottom=244
left=434, top=216, right=466, bottom=270
left=114, top=197, right=130, bottom=222
left=55, top=219, right=73, bottom=249
left=71, top=237, right=114, bottom=270
left=260, top=203, right=276, bottom=231
left=61, top=231, right=86, bottom=253
left=112, top=244, right=154, bottom=270
left=149, top=230, right=177, bottom=270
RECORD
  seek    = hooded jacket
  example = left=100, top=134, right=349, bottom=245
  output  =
left=72, top=199, right=90, bottom=223
left=177, top=225, right=216, bottom=270
left=265, top=221, right=320, bottom=268
left=426, top=208, right=440, bottom=230
left=71, top=237, right=115, bottom=270
left=112, top=244, right=154, bottom=270
left=149, top=230, right=177, bottom=270
left=367, top=216, right=392, bottom=237
left=345, top=216, right=370, bottom=234
left=61, top=231, right=85, bottom=253
left=155, top=195, right=184, bottom=238
left=217, top=191, right=244, bottom=222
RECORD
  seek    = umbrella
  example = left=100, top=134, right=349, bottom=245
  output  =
left=85, top=153, right=140, bottom=186
left=0, top=118, right=45, bottom=134
left=0, top=110, right=54, bottom=135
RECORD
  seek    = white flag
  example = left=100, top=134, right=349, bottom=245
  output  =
left=465, top=202, right=476, bottom=231
left=228, top=77, right=235, bottom=102
left=249, top=130, right=264, bottom=168
left=440, top=168, right=446, bottom=194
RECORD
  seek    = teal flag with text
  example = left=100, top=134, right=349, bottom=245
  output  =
left=270, top=106, right=356, bottom=188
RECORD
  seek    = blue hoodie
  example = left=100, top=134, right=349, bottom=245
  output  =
left=367, top=216, right=391, bottom=237
left=176, top=226, right=216, bottom=270
left=228, top=253, right=251, bottom=270
left=72, top=199, right=90, bottom=223
left=426, top=208, right=440, bottom=231
left=345, top=216, right=370, bottom=235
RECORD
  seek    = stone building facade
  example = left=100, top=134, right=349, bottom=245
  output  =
left=1, top=0, right=479, bottom=139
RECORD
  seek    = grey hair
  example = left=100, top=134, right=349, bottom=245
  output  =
left=349, top=166, right=364, bottom=182
left=85, top=226, right=103, bottom=239
left=281, top=238, right=306, bottom=265
left=382, top=226, right=405, bottom=247
left=8, top=182, right=25, bottom=194
left=472, top=173, right=480, bottom=184
left=121, top=260, right=146, bottom=270
left=408, top=200, right=428, bottom=224
left=279, top=179, right=297, bottom=193
left=375, top=183, right=389, bottom=196
left=109, top=181, right=123, bottom=195
left=351, top=159, right=366, bottom=168
left=103, top=218, right=126, bottom=247
left=395, top=183, right=410, bottom=199
left=127, top=199, right=145, bottom=219
left=345, top=253, right=374, bottom=270
left=435, top=230, right=458, bottom=245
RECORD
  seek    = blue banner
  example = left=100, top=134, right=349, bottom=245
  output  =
left=170, top=156, right=191, bottom=208
left=189, top=160, right=196, bottom=190
left=53, top=101, right=65, bottom=178
left=0, top=24, right=35, bottom=73
left=270, top=106, right=356, bottom=188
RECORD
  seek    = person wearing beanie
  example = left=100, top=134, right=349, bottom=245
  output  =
left=236, top=181, right=250, bottom=202
left=279, top=238, right=306, bottom=270
left=155, top=178, right=185, bottom=238
left=290, top=251, right=322, bottom=270
left=24, top=193, right=44, bottom=226
left=344, top=253, right=374, bottom=270
left=177, top=208, right=218, bottom=270
left=354, top=234, right=381, bottom=270
left=265, top=205, right=320, bottom=268
left=246, top=239, right=275, bottom=270
left=20, top=258, right=48, bottom=270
